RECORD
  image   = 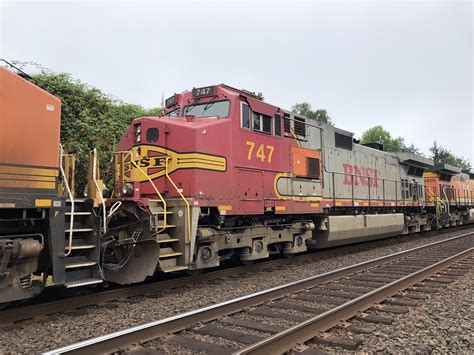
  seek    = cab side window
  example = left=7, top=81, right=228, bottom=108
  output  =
left=240, top=101, right=276, bottom=136
left=241, top=102, right=251, bottom=128
left=262, top=115, right=271, bottom=134
left=283, top=113, right=291, bottom=133
left=274, top=114, right=281, bottom=136
left=253, top=112, right=261, bottom=131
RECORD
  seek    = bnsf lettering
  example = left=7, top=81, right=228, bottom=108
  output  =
left=123, top=157, right=166, bottom=172
left=139, top=157, right=151, bottom=168
left=343, top=163, right=379, bottom=187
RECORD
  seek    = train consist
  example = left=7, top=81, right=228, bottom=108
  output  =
left=1, top=64, right=473, bottom=305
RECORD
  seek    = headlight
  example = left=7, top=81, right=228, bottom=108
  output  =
left=122, top=183, right=134, bottom=197
left=135, top=124, right=141, bottom=143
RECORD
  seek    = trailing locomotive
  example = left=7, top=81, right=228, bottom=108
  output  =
left=1, top=65, right=473, bottom=305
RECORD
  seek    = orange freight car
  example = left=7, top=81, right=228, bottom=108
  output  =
left=0, top=66, right=61, bottom=197
left=0, top=63, right=66, bottom=305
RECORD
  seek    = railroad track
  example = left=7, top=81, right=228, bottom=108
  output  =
left=3, top=227, right=469, bottom=328
left=46, top=231, right=473, bottom=354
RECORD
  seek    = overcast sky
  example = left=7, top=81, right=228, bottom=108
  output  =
left=1, top=0, right=472, bottom=162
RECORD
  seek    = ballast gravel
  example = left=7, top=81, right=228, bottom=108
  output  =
left=360, top=267, right=473, bottom=353
left=0, top=227, right=472, bottom=353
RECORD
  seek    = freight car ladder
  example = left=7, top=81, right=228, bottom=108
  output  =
left=59, top=149, right=103, bottom=288
left=63, top=198, right=103, bottom=288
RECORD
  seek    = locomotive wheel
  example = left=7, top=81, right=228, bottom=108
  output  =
left=238, top=246, right=255, bottom=265
left=184, top=269, right=203, bottom=276
left=282, top=252, right=295, bottom=258
left=238, top=258, right=255, bottom=266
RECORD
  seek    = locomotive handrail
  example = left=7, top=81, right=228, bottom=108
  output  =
left=59, top=145, right=75, bottom=257
left=441, top=186, right=451, bottom=215
left=165, top=156, right=191, bottom=245
left=328, top=170, right=428, bottom=207
left=115, top=150, right=169, bottom=234
left=426, top=188, right=447, bottom=216
left=91, top=149, right=107, bottom=235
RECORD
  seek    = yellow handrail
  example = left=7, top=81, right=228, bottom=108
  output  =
left=59, top=145, right=75, bottom=257
left=165, top=156, right=191, bottom=245
left=116, top=150, right=169, bottom=234
left=426, top=189, right=447, bottom=216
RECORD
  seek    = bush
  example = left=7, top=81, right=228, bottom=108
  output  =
left=30, top=70, right=160, bottom=195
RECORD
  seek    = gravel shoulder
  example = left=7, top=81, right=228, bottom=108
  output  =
left=361, top=267, right=473, bottom=353
left=0, top=228, right=472, bottom=353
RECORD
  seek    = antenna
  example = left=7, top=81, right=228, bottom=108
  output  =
left=0, top=59, right=34, bottom=81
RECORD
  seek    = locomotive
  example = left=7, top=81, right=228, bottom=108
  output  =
left=1, top=65, right=473, bottom=305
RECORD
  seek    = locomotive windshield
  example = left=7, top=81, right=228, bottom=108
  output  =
left=164, top=107, right=180, bottom=117
left=184, top=100, right=230, bottom=118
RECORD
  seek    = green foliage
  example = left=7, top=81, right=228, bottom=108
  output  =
left=360, top=125, right=403, bottom=152
left=429, top=141, right=472, bottom=171
left=360, top=126, right=425, bottom=155
left=400, top=142, right=423, bottom=155
left=27, top=67, right=160, bottom=195
left=291, top=102, right=333, bottom=126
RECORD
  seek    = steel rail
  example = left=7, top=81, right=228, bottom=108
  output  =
left=45, top=231, right=473, bottom=355
left=0, top=235, right=392, bottom=326
left=236, top=247, right=473, bottom=354
left=4, top=227, right=458, bottom=326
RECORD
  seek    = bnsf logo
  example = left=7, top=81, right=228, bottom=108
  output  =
left=343, top=163, right=379, bottom=187
left=124, top=156, right=166, bottom=173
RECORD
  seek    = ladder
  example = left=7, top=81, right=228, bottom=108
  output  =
left=427, top=189, right=449, bottom=228
left=58, top=147, right=103, bottom=288
left=63, top=199, right=103, bottom=288
left=149, top=199, right=189, bottom=273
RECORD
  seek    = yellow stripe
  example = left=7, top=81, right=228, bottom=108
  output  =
left=0, top=173, right=56, bottom=182
left=310, top=203, right=319, bottom=207
left=218, top=205, right=233, bottom=211
left=125, top=145, right=227, bottom=182
left=0, top=165, right=59, bottom=177
left=275, top=205, right=286, bottom=211
left=35, top=199, right=52, bottom=207
left=0, top=180, right=56, bottom=189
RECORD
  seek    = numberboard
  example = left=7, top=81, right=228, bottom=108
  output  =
left=165, top=94, right=177, bottom=108
left=192, top=86, right=215, bottom=98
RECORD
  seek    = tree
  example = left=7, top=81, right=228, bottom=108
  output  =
left=399, top=140, right=423, bottom=156
left=359, top=125, right=403, bottom=152
left=12, top=62, right=161, bottom=195
left=291, top=102, right=333, bottom=126
left=429, top=141, right=472, bottom=171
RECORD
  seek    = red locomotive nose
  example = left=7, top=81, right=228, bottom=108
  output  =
left=115, top=112, right=231, bottom=200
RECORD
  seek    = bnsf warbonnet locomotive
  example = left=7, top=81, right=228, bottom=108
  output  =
left=1, top=65, right=474, bottom=305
